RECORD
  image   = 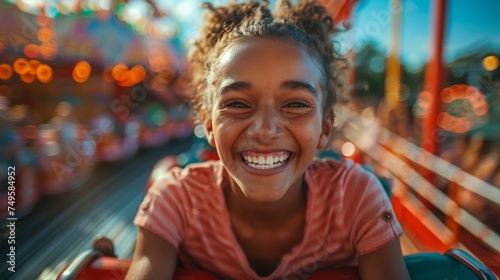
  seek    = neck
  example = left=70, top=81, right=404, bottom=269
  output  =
left=224, top=177, right=308, bottom=226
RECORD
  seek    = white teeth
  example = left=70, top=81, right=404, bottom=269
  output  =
left=241, top=151, right=290, bottom=169
left=266, top=156, right=273, bottom=165
left=258, top=156, right=265, bottom=165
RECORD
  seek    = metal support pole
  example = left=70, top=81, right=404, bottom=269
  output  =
left=421, top=0, right=447, bottom=154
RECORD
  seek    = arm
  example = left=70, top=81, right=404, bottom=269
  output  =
left=358, top=238, right=410, bottom=280
left=125, top=227, right=177, bottom=280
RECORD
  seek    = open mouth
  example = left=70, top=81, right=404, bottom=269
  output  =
left=240, top=151, right=291, bottom=170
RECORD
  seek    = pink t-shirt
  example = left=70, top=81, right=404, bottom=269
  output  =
left=134, top=158, right=402, bottom=280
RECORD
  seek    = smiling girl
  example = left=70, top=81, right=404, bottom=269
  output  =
left=126, top=1, right=410, bottom=279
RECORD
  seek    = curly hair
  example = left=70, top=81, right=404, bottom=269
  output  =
left=188, top=0, right=345, bottom=121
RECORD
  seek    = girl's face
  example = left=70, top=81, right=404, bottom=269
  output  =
left=205, top=37, right=332, bottom=202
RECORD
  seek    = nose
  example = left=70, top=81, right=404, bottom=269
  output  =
left=246, top=106, right=283, bottom=144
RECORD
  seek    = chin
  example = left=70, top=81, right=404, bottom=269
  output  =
left=242, top=188, right=287, bottom=202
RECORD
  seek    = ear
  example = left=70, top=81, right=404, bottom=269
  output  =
left=204, top=121, right=216, bottom=147
left=201, top=107, right=216, bottom=147
left=317, top=109, right=334, bottom=150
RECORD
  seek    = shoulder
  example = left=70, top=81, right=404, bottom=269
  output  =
left=144, top=159, right=226, bottom=215
left=305, top=157, right=387, bottom=214
left=147, top=160, right=223, bottom=197
left=306, top=157, right=379, bottom=191
left=305, top=158, right=402, bottom=256
left=135, top=160, right=225, bottom=246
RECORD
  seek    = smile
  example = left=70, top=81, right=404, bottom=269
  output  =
left=240, top=151, right=291, bottom=170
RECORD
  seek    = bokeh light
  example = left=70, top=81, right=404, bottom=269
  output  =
left=151, top=109, right=167, bottom=126
left=36, top=64, right=53, bottom=83
left=482, top=55, right=499, bottom=71
left=73, top=60, right=92, bottom=83
left=341, top=142, right=356, bottom=157
left=13, top=58, right=30, bottom=75
left=0, top=63, right=13, bottom=80
left=437, top=112, right=471, bottom=134
left=129, top=65, right=146, bottom=84
left=24, top=43, right=40, bottom=58
left=28, top=59, right=41, bottom=70
left=194, top=124, right=206, bottom=139
left=112, top=63, right=129, bottom=83
left=20, top=72, right=36, bottom=83
left=111, top=63, right=146, bottom=86
left=14, top=59, right=43, bottom=83
left=438, top=84, right=489, bottom=134
left=39, top=42, right=58, bottom=59
left=38, top=27, right=54, bottom=43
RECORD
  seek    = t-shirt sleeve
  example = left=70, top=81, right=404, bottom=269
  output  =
left=134, top=167, right=187, bottom=251
left=347, top=165, right=403, bottom=256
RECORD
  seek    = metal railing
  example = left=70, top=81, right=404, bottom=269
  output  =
left=336, top=106, right=500, bottom=256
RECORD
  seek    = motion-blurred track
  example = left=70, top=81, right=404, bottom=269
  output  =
left=0, top=137, right=193, bottom=280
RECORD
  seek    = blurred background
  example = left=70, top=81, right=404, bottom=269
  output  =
left=0, top=0, right=499, bottom=279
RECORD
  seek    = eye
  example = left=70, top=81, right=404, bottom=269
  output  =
left=222, top=100, right=250, bottom=108
left=285, top=101, right=310, bottom=108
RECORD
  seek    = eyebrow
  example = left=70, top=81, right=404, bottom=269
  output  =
left=216, top=79, right=319, bottom=99
left=217, top=80, right=251, bottom=98
left=281, top=80, right=319, bottom=99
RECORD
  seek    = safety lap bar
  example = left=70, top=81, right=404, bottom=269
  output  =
left=445, top=249, right=497, bottom=280
left=58, top=250, right=102, bottom=280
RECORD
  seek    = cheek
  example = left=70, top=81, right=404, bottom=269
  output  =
left=213, top=119, right=238, bottom=149
left=296, top=119, right=322, bottom=140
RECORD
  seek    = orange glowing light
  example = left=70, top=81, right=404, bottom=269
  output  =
left=129, top=65, right=146, bottom=84
left=482, top=55, right=499, bottom=71
left=14, top=58, right=29, bottom=75
left=73, top=60, right=92, bottom=83
left=0, top=64, right=13, bottom=80
left=28, top=59, right=41, bottom=69
left=112, top=63, right=128, bottom=82
left=474, top=103, right=488, bottom=116
left=440, top=87, right=453, bottom=103
left=38, top=27, right=54, bottom=43
left=36, top=64, right=53, bottom=83
left=24, top=44, right=40, bottom=58
left=26, top=60, right=40, bottom=76
left=437, top=112, right=471, bottom=133
left=21, top=73, right=36, bottom=83
left=438, top=84, right=489, bottom=134
left=0, top=42, right=4, bottom=53
left=118, top=71, right=133, bottom=87
left=40, top=43, right=57, bottom=59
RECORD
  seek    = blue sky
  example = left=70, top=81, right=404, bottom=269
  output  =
left=156, top=0, right=500, bottom=71
left=354, top=0, right=500, bottom=70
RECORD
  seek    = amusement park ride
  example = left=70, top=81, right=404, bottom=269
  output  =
left=52, top=121, right=497, bottom=279
left=54, top=0, right=498, bottom=279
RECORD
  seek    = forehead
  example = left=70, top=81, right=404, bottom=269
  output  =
left=216, top=37, right=322, bottom=84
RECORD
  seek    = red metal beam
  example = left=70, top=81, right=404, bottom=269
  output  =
left=421, top=0, right=447, bottom=154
